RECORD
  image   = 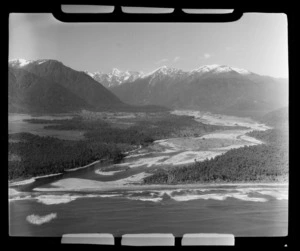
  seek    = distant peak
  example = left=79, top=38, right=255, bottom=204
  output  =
left=9, top=58, right=33, bottom=67
left=111, top=68, right=122, bottom=74
left=192, top=64, right=251, bottom=75
left=9, top=58, right=65, bottom=68
left=159, top=65, right=168, bottom=69
left=142, top=65, right=181, bottom=77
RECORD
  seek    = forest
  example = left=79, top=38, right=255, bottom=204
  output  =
left=9, top=112, right=233, bottom=180
left=8, top=133, right=129, bottom=180
left=143, top=124, right=288, bottom=184
left=9, top=109, right=287, bottom=182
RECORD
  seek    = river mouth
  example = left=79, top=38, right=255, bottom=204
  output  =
left=8, top=110, right=287, bottom=237
left=9, top=110, right=273, bottom=193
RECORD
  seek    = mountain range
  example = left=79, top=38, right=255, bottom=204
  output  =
left=9, top=59, right=288, bottom=117
left=9, top=59, right=125, bottom=113
left=87, top=64, right=288, bottom=117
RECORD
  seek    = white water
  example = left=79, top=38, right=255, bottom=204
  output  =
left=26, top=213, right=57, bottom=225
left=9, top=110, right=287, bottom=236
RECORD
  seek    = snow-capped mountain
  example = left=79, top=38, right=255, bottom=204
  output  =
left=85, top=69, right=144, bottom=88
left=9, top=58, right=124, bottom=113
left=9, top=58, right=288, bottom=117
left=9, top=59, right=34, bottom=68
left=191, top=64, right=251, bottom=75
left=87, top=64, right=253, bottom=87
left=106, top=64, right=287, bottom=118
left=140, top=66, right=188, bottom=86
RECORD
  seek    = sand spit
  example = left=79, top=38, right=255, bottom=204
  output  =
left=9, top=160, right=99, bottom=187
left=34, top=173, right=63, bottom=179
left=65, top=160, right=100, bottom=172
left=9, top=188, right=22, bottom=196
left=33, top=173, right=288, bottom=193
left=95, top=169, right=123, bottom=176
left=9, top=178, right=36, bottom=186
left=33, top=172, right=153, bottom=192
left=9, top=173, right=63, bottom=187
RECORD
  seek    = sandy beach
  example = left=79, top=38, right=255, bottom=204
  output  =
left=33, top=171, right=288, bottom=192
left=11, top=110, right=282, bottom=194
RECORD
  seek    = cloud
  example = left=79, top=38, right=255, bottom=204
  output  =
left=173, top=56, right=180, bottom=63
left=155, top=58, right=169, bottom=65
left=204, top=53, right=211, bottom=59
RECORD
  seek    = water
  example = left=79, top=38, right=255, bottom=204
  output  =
left=9, top=186, right=288, bottom=236
left=8, top=113, right=85, bottom=140
left=8, top=110, right=288, bottom=237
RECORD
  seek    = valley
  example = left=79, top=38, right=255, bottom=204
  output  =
left=9, top=109, right=288, bottom=237
left=9, top=109, right=285, bottom=192
left=8, top=59, right=288, bottom=237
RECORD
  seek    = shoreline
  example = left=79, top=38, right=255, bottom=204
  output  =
left=33, top=178, right=288, bottom=193
left=9, top=110, right=282, bottom=192
left=64, top=160, right=101, bottom=172
left=8, top=159, right=104, bottom=187
left=9, top=173, right=64, bottom=186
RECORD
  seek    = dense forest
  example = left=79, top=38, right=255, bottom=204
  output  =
left=144, top=116, right=288, bottom=184
left=9, top=113, right=234, bottom=180
left=8, top=133, right=129, bottom=180
left=9, top=108, right=288, bottom=182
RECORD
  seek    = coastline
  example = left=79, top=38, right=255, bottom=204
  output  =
left=33, top=176, right=288, bottom=193
left=64, top=160, right=101, bottom=172
left=9, top=173, right=63, bottom=186
left=8, top=159, right=104, bottom=187
left=9, top=110, right=285, bottom=193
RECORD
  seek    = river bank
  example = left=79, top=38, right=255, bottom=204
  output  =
left=9, top=110, right=284, bottom=195
left=32, top=173, right=288, bottom=192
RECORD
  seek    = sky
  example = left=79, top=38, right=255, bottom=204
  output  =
left=9, top=12, right=288, bottom=78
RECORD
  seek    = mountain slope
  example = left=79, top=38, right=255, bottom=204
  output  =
left=8, top=65, right=97, bottom=113
left=9, top=59, right=126, bottom=113
left=86, top=69, right=143, bottom=88
left=10, top=59, right=124, bottom=109
left=260, top=106, right=288, bottom=127
left=9, top=67, right=92, bottom=113
left=94, top=65, right=288, bottom=118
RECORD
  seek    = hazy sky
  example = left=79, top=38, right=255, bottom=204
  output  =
left=9, top=13, right=288, bottom=78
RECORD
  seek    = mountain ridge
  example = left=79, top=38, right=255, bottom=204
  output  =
left=87, top=64, right=288, bottom=118
left=85, top=64, right=260, bottom=88
left=9, top=59, right=288, bottom=117
left=9, top=59, right=125, bottom=113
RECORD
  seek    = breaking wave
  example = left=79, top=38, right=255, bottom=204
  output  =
left=9, top=195, right=32, bottom=202
left=125, top=196, right=163, bottom=202
left=35, top=193, right=122, bottom=205
left=36, top=194, right=80, bottom=205
left=122, top=187, right=287, bottom=203
left=10, top=187, right=287, bottom=205
left=26, top=213, right=57, bottom=225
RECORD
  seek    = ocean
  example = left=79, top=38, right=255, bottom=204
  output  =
left=9, top=185, right=288, bottom=237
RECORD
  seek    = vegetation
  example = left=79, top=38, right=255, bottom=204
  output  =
left=8, top=133, right=129, bottom=180
left=24, top=113, right=243, bottom=142
left=143, top=126, right=288, bottom=184
left=10, top=108, right=287, bottom=182
left=9, top=112, right=232, bottom=180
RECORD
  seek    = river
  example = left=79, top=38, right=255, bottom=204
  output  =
left=8, top=110, right=288, bottom=237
